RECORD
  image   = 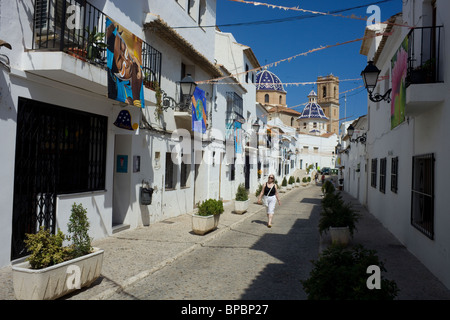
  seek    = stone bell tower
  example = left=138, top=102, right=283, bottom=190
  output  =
left=317, top=75, right=340, bottom=135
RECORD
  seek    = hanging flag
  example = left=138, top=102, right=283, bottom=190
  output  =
left=106, top=17, right=145, bottom=108
left=191, top=87, right=207, bottom=133
left=235, top=121, right=242, bottom=154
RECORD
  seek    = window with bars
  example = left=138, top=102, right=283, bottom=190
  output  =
left=180, top=157, right=190, bottom=188
left=411, top=153, right=435, bottom=239
left=379, top=158, right=386, bottom=193
left=230, top=162, right=235, bottom=181
left=391, top=157, right=398, bottom=193
left=165, top=152, right=175, bottom=189
left=371, top=158, right=377, bottom=188
left=226, top=92, right=244, bottom=123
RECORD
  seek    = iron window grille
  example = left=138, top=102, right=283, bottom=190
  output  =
left=11, top=97, right=107, bottom=259
left=371, top=158, right=377, bottom=188
left=165, top=152, right=175, bottom=190
left=411, top=153, right=435, bottom=239
left=180, top=157, right=190, bottom=188
left=226, top=92, right=244, bottom=123
left=391, top=157, right=398, bottom=193
left=379, top=158, right=386, bottom=194
left=407, top=26, right=443, bottom=86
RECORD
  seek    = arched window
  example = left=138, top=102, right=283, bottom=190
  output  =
left=322, top=86, right=327, bottom=98
left=334, top=86, right=337, bottom=99
left=279, top=95, right=282, bottom=104
left=265, top=94, right=269, bottom=103
left=291, top=117, right=294, bottom=126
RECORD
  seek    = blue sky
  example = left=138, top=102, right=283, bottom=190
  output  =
left=216, top=0, right=402, bottom=123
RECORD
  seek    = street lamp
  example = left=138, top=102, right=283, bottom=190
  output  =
left=161, top=74, right=197, bottom=111
left=179, top=74, right=197, bottom=100
left=347, top=124, right=366, bottom=144
left=361, top=61, right=392, bottom=103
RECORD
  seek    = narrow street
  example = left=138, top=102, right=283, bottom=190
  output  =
left=107, top=186, right=322, bottom=300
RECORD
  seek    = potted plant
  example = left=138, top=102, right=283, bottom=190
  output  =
left=234, top=183, right=249, bottom=214
left=321, top=180, right=335, bottom=195
left=295, top=177, right=300, bottom=187
left=302, top=177, right=308, bottom=187
left=192, top=199, right=224, bottom=235
left=12, top=203, right=104, bottom=300
left=301, top=244, right=398, bottom=300
left=86, top=26, right=107, bottom=64
left=287, top=176, right=295, bottom=190
left=280, top=177, right=287, bottom=193
left=318, top=192, right=361, bottom=246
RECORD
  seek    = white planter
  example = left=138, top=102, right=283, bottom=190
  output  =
left=329, top=227, right=350, bottom=246
left=12, top=247, right=104, bottom=300
left=280, top=186, right=287, bottom=193
left=234, top=199, right=249, bottom=214
left=287, top=184, right=292, bottom=190
left=192, top=214, right=220, bottom=235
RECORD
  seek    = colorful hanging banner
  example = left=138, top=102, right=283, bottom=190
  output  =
left=106, top=17, right=145, bottom=108
left=191, top=87, right=207, bottom=133
left=390, top=36, right=408, bottom=129
left=235, top=121, right=242, bottom=154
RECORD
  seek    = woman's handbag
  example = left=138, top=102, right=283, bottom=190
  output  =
left=263, top=185, right=274, bottom=207
left=262, top=196, right=268, bottom=207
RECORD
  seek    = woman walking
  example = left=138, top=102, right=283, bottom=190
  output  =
left=257, top=174, right=281, bottom=228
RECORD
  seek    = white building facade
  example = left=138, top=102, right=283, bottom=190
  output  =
left=0, top=0, right=269, bottom=268
left=360, top=0, right=450, bottom=289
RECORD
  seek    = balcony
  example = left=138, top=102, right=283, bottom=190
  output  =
left=406, top=26, right=445, bottom=115
left=26, top=0, right=161, bottom=98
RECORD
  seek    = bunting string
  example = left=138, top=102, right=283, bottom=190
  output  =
left=197, top=31, right=393, bottom=85
left=227, top=0, right=412, bottom=29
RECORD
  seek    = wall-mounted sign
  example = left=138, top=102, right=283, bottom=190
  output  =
left=116, top=155, right=128, bottom=173
left=114, top=110, right=138, bottom=131
left=133, top=155, right=140, bottom=173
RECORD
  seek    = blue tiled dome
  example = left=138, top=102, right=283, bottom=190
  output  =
left=298, top=90, right=328, bottom=121
left=256, top=68, right=285, bottom=92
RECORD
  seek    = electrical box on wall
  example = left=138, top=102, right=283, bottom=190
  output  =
left=140, top=187, right=154, bottom=205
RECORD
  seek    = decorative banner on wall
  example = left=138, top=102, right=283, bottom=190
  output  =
left=235, top=120, right=242, bottom=154
left=191, top=87, right=207, bottom=133
left=106, top=17, right=145, bottom=108
left=390, top=36, right=408, bottom=129
left=114, top=110, right=139, bottom=131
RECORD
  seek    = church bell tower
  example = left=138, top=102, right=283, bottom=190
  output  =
left=317, top=75, right=340, bottom=135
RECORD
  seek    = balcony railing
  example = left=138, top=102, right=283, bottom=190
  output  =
left=32, top=0, right=161, bottom=89
left=407, top=26, right=443, bottom=86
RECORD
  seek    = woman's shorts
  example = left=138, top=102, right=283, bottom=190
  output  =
left=266, top=195, right=277, bottom=214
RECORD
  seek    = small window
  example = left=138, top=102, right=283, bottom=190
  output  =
left=245, top=64, right=249, bottom=83
left=264, top=94, right=269, bottom=103
left=230, top=162, right=235, bottom=181
left=165, top=152, right=175, bottom=189
left=371, top=158, right=377, bottom=188
left=391, top=157, right=398, bottom=193
left=380, top=158, right=386, bottom=193
left=411, top=153, right=434, bottom=239
left=180, top=154, right=190, bottom=188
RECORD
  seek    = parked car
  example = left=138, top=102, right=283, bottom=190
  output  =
left=321, top=167, right=330, bottom=175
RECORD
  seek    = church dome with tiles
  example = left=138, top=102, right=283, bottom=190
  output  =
left=298, top=90, right=330, bottom=135
left=255, top=68, right=286, bottom=92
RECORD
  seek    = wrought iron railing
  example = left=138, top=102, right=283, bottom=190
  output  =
left=32, top=0, right=161, bottom=88
left=407, top=26, right=443, bottom=85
